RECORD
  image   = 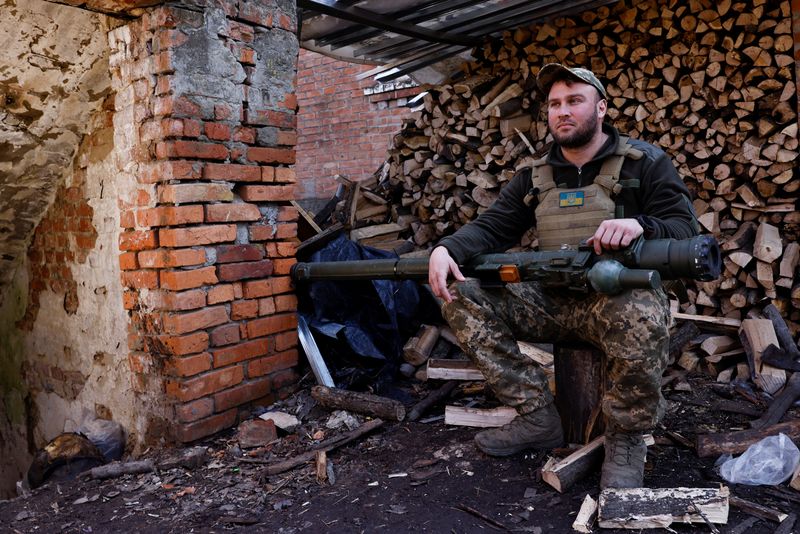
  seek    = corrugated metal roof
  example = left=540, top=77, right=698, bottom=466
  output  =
left=298, top=0, right=618, bottom=83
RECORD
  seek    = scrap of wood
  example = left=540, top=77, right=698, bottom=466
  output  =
left=695, top=419, right=800, bottom=457
left=542, top=436, right=604, bottom=493
left=260, top=418, right=384, bottom=476
left=315, top=450, right=328, bottom=484
left=597, top=486, right=730, bottom=529
left=427, top=359, right=484, bottom=381
left=349, top=222, right=405, bottom=242
left=290, top=200, right=322, bottom=234
left=791, top=462, right=800, bottom=491
left=729, top=495, right=788, bottom=523
left=572, top=494, right=598, bottom=533
left=444, top=405, right=517, bottom=427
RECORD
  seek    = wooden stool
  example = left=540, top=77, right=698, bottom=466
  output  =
left=553, top=342, right=608, bottom=444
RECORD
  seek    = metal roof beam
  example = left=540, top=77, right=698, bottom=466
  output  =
left=315, top=0, right=484, bottom=48
left=298, top=0, right=479, bottom=47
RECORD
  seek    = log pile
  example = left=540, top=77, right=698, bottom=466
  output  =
left=352, top=0, right=799, bottom=330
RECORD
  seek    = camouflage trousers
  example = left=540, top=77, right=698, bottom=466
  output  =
left=441, top=279, right=671, bottom=433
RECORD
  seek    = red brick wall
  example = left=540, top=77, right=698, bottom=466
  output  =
left=296, top=49, right=421, bottom=200
left=110, top=0, right=300, bottom=443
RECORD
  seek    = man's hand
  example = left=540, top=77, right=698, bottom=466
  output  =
left=428, top=246, right=465, bottom=303
left=586, top=218, right=644, bottom=255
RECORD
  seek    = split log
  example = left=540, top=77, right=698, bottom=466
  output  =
left=668, top=322, right=701, bottom=363
left=695, top=419, right=800, bottom=457
left=541, top=436, right=604, bottom=493
left=739, top=319, right=785, bottom=394
left=426, top=359, right=483, bottom=381
left=597, top=487, right=730, bottom=529
left=311, top=386, right=406, bottom=422
left=572, top=494, right=598, bottom=533
left=444, top=405, right=517, bottom=427
left=790, top=462, right=800, bottom=491
left=554, top=343, right=606, bottom=443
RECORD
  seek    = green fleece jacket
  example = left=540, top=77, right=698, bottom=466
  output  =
left=437, top=123, right=699, bottom=263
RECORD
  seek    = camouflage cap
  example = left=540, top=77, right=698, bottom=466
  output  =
left=537, top=63, right=607, bottom=99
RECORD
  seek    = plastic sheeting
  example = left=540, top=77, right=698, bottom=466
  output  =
left=298, top=234, right=429, bottom=388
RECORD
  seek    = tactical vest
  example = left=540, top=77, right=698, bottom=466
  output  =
left=527, top=136, right=644, bottom=251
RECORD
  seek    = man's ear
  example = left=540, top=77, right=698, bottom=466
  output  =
left=597, top=98, right=607, bottom=119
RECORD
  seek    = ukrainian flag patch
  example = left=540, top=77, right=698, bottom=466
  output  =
left=559, top=191, right=584, bottom=207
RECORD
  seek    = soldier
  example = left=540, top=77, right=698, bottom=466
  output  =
left=428, top=63, right=698, bottom=488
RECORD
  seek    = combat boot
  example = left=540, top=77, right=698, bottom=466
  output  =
left=474, top=404, right=564, bottom=456
left=600, top=431, right=647, bottom=489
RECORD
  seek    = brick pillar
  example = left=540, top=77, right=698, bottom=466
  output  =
left=109, top=0, right=299, bottom=443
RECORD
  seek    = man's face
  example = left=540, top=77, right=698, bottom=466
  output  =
left=546, top=80, right=606, bottom=148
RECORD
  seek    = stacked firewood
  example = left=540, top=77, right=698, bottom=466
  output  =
left=368, top=0, right=799, bottom=328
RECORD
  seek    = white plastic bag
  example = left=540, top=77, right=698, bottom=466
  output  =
left=718, top=433, right=800, bottom=485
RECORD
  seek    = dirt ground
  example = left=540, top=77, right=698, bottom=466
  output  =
left=1, top=371, right=799, bottom=534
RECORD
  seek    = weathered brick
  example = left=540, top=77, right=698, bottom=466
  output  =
left=273, top=369, right=301, bottom=397
left=245, top=109, right=296, bottom=129
left=176, top=397, right=214, bottom=423
left=165, top=352, right=212, bottom=377
left=242, top=279, right=271, bottom=298
left=207, top=284, right=235, bottom=304
left=276, top=130, right=297, bottom=146
left=119, top=230, right=157, bottom=251
left=160, top=266, right=218, bottom=291
left=270, top=276, right=293, bottom=295
left=122, top=291, right=138, bottom=310
left=274, top=294, right=297, bottom=313
left=119, top=252, right=138, bottom=271
left=213, top=377, right=271, bottom=412
left=154, top=332, right=209, bottom=356
left=213, top=338, right=269, bottom=367
left=246, top=313, right=297, bottom=338
left=216, top=244, right=264, bottom=264
left=239, top=184, right=295, bottom=202
left=156, top=140, right=228, bottom=160
left=202, top=163, right=260, bottom=182
left=160, top=224, right=237, bottom=247
left=158, top=183, right=233, bottom=204
left=274, top=330, right=297, bottom=352
left=148, top=288, right=206, bottom=311
left=166, top=365, right=244, bottom=403
left=204, top=122, right=231, bottom=141
left=246, top=147, right=295, bottom=164
left=210, top=323, right=240, bottom=347
left=205, top=203, right=262, bottom=223
left=231, top=299, right=259, bottom=320
left=121, top=270, right=158, bottom=289
left=248, top=349, right=298, bottom=378
left=258, top=297, right=275, bottom=316
left=233, top=126, right=256, bottom=144
left=138, top=248, right=206, bottom=268
left=218, top=259, right=273, bottom=282
left=176, top=408, right=237, bottom=443
left=272, top=258, right=295, bottom=276
left=277, top=206, right=298, bottom=222
left=274, top=167, right=296, bottom=183
left=140, top=160, right=203, bottom=184
left=274, top=241, right=297, bottom=257
left=137, top=205, right=204, bottom=227
left=162, top=305, right=229, bottom=335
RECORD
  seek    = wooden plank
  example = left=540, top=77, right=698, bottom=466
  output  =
left=730, top=495, right=788, bottom=523
left=673, top=313, right=741, bottom=329
left=426, top=359, right=484, bottom=381
left=349, top=223, right=405, bottom=242
left=598, top=487, right=730, bottom=529
left=444, top=405, right=517, bottom=427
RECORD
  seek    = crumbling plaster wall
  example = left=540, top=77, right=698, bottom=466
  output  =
left=0, top=0, right=120, bottom=295
left=0, top=0, right=137, bottom=498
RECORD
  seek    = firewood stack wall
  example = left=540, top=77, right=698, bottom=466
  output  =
left=366, top=0, right=799, bottom=327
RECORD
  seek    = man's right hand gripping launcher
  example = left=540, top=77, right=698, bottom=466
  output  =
left=291, top=235, right=722, bottom=295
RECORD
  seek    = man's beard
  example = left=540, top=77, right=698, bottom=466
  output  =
left=551, top=118, right=597, bottom=148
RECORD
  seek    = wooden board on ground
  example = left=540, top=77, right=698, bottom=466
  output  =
left=444, top=405, right=516, bottom=427
left=572, top=494, right=598, bottom=533
left=541, top=436, right=604, bottom=493
left=598, top=486, right=730, bottom=529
